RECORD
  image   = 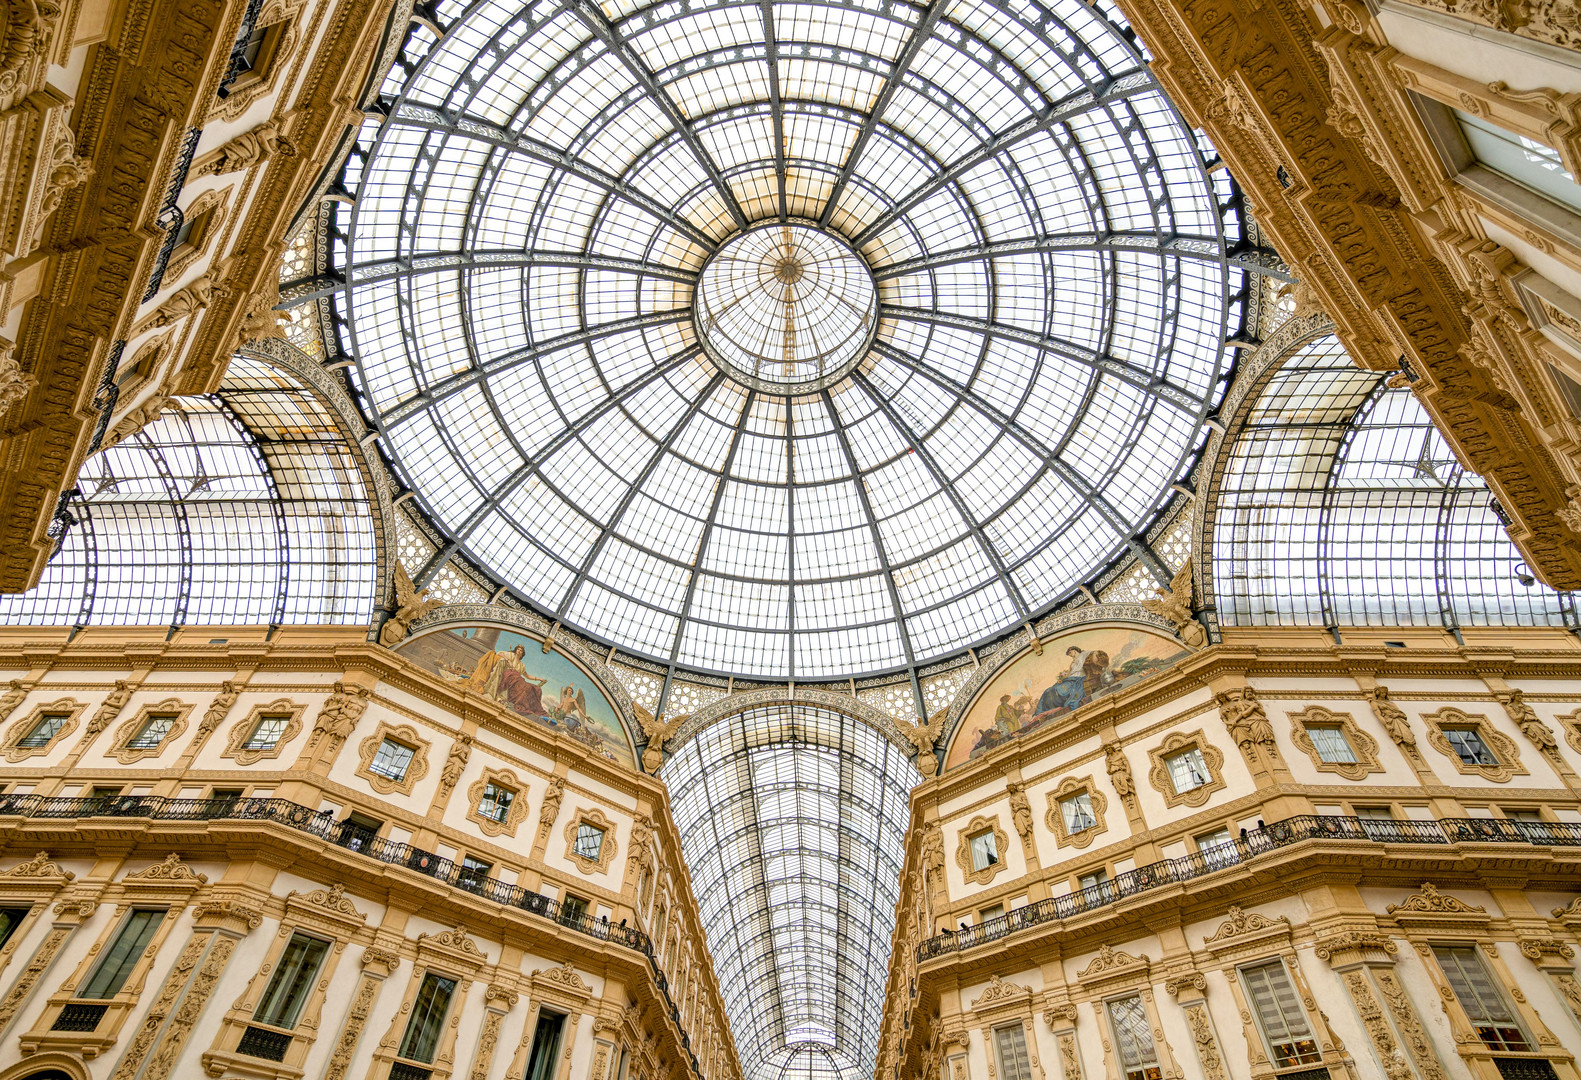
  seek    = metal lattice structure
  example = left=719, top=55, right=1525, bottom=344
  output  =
left=1211, top=334, right=1574, bottom=632
left=309, top=0, right=1265, bottom=690
left=0, top=355, right=378, bottom=631
left=660, top=703, right=913, bottom=1080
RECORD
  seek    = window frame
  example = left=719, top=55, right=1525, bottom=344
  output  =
left=1104, top=993, right=1163, bottom=1080
left=1430, top=943, right=1533, bottom=1053
left=251, top=930, right=332, bottom=1031
left=79, top=908, right=166, bottom=1000
left=1238, top=956, right=1324, bottom=1069
left=395, top=970, right=458, bottom=1065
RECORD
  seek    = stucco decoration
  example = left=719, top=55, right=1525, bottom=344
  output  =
left=1287, top=705, right=1383, bottom=780
left=1, top=698, right=84, bottom=761
left=355, top=722, right=431, bottom=796
left=105, top=698, right=194, bottom=764
left=1146, top=729, right=1227, bottom=809
left=467, top=768, right=529, bottom=838
left=563, top=807, right=619, bottom=875
left=1045, top=776, right=1108, bottom=850
left=220, top=698, right=307, bottom=766
left=1421, top=708, right=1527, bottom=783
left=954, top=815, right=1010, bottom=887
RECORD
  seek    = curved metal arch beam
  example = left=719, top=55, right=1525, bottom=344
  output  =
left=662, top=687, right=917, bottom=759
left=389, top=104, right=718, bottom=249
left=130, top=424, right=193, bottom=636
left=871, top=232, right=1290, bottom=282
left=880, top=305, right=1206, bottom=414
left=850, top=69, right=1155, bottom=249
left=569, top=0, right=750, bottom=231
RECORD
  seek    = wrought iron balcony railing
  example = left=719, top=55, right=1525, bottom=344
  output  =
left=918, top=814, right=1581, bottom=960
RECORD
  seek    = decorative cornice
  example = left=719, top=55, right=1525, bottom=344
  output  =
left=1077, top=944, right=1149, bottom=978
left=1203, top=906, right=1290, bottom=945
left=1164, top=973, right=1208, bottom=996
left=970, top=974, right=1032, bottom=1009
left=286, top=882, right=366, bottom=924
left=123, top=853, right=207, bottom=884
left=2, top=852, right=72, bottom=880
left=1518, top=936, right=1576, bottom=961
left=190, top=898, right=264, bottom=930
left=1386, top=882, right=1487, bottom=916
left=1314, top=931, right=1399, bottom=961
left=531, top=959, right=592, bottom=994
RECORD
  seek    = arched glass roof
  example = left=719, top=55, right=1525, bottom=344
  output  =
left=331, top=0, right=1249, bottom=680
left=661, top=704, right=913, bottom=1080
left=1211, top=334, right=1574, bottom=630
left=0, top=354, right=378, bottom=630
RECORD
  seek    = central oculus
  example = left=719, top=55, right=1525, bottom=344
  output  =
left=694, top=221, right=878, bottom=392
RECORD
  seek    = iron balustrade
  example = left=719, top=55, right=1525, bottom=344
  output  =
left=918, top=814, right=1581, bottom=960
left=0, top=793, right=701, bottom=1075
left=140, top=127, right=206, bottom=302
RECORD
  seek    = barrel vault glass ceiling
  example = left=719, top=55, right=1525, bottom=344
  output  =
left=327, top=0, right=1255, bottom=684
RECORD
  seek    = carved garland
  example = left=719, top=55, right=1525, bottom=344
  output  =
left=105, top=698, right=194, bottom=764
left=1287, top=705, right=1383, bottom=780
left=954, top=814, right=1010, bottom=887
left=1420, top=708, right=1527, bottom=783
left=1044, top=775, right=1109, bottom=850
left=1, top=698, right=84, bottom=761
left=1146, top=729, right=1227, bottom=809
left=355, top=722, right=431, bottom=796
left=468, top=767, right=530, bottom=838
left=563, top=807, right=619, bottom=875
left=220, top=698, right=307, bottom=765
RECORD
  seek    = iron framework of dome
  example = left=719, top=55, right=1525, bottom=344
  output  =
left=316, top=0, right=1265, bottom=683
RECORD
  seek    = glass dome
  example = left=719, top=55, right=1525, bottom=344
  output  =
left=335, top=0, right=1245, bottom=679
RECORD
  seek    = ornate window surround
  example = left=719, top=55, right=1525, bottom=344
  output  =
left=105, top=698, right=194, bottom=764
left=355, top=722, right=431, bottom=796
left=468, top=768, right=530, bottom=839
left=1287, top=705, right=1383, bottom=781
left=20, top=854, right=208, bottom=1058
left=207, top=0, right=306, bottom=123
left=368, top=926, right=485, bottom=1080
left=221, top=698, right=308, bottom=766
left=163, top=184, right=232, bottom=283
left=563, top=807, right=619, bottom=876
left=2, top=698, right=85, bottom=762
left=1558, top=708, right=1581, bottom=756
left=1044, top=776, right=1108, bottom=850
left=202, top=884, right=366, bottom=1078
left=504, top=961, right=594, bottom=1079
left=954, top=815, right=1010, bottom=887
left=1146, top=730, right=1227, bottom=809
left=1420, top=707, right=1527, bottom=782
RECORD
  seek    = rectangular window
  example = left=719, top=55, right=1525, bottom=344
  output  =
left=127, top=713, right=177, bottom=750
left=1432, top=945, right=1530, bottom=1051
left=1445, top=728, right=1499, bottom=767
left=1060, top=791, right=1097, bottom=833
left=1078, top=869, right=1111, bottom=902
left=524, top=1008, right=566, bottom=1080
left=1106, top=996, right=1162, bottom=1080
left=1165, top=748, right=1210, bottom=794
left=253, top=932, right=329, bottom=1030
left=1196, top=829, right=1237, bottom=867
left=979, top=904, right=1004, bottom=924
left=561, top=894, right=589, bottom=922
left=478, top=782, right=514, bottom=823
left=336, top=812, right=381, bottom=852
left=1307, top=725, right=1357, bottom=763
left=397, top=972, right=457, bottom=1063
left=993, top=1024, right=1035, bottom=1080
left=81, top=909, right=163, bottom=999
left=0, top=908, right=28, bottom=951
left=458, top=856, right=491, bottom=892
left=244, top=715, right=290, bottom=751
left=1241, top=959, right=1322, bottom=1067
left=18, top=714, right=68, bottom=748
left=1454, top=110, right=1581, bottom=216
left=369, top=738, right=416, bottom=781
left=969, top=829, right=999, bottom=872
left=574, top=823, right=605, bottom=861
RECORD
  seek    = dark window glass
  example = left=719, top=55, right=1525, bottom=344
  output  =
left=253, top=932, right=330, bottom=1029
left=0, top=908, right=28, bottom=950
left=127, top=713, right=176, bottom=750
left=18, top=714, right=68, bottom=748
left=81, top=910, right=163, bottom=999
left=244, top=715, right=289, bottom=750
left=524, top=1009, right=566, bottom=1080
left=397, top=973, right=456, bottom=1063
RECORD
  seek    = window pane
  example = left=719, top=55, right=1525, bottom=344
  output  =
left=994, top=1024, right=1034, bottom=1080
left=1107, top=996, right=1160, bottom=1078
left=1456, top=110, right=1581, bottom=215
left=970, top=830, right=999, bottom=871
left=1241, top=959, right=1321, bottom=1066
left=0, top=908, right=27, bottom=951
left=254, top=933, right=329, bottom=1029
left=479, top=782, right=513, bottom=822
left=19, top=714, right=67, bottom=748
left=245, top=716, right=289, bottom=750
left=397, top=972, right=456, bottom=1062
left=1433, top=945, right=1529, bottom=1051
left=1309, top=726, right=1356, bottom=763
left=1061, top=792, right=1095, bottom=832
left=1445, top=729, right=1497, bottom=766
left=369, top=739, right=415, bottom=780
left=128, top=714, right=176, bottom=749
left=574, top=824, right=605, bottom=860
left=81, top=910, right=163, bottom=999
left=1167, top=748, right=1208, bottom=793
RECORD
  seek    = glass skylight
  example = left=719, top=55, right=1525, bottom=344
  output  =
left=662, top=704, right=913, bottom=1080
left=331, top=0, right=1242, bottom=680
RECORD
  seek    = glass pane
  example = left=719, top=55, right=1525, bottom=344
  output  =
left=994, top=1025, right=1034, bottom=1080
left=1446, top=729, right=1497, bottom=766
left=245, top=716, right=289, bottom=750
left=397, top=973, right=456, bottom=1062
left=1107, top=996, right=1158, bottom=1069
left=970, top=831, right=999, bottom=871
left=19, top=714, right=67, bottom=748
left=479, top=783, right=513, bottom=822
left=1061, top=793, right=1095, bottom=832
left=1167, top=749, right=1208, bottom=793
left=1241, top=960, right=1320, bottom=1066
left=128, top=714, right=176, bottom=749
left=254, top=933, right=329, bottom=1029
left=81, top=910, right=163, bottom=999
left=574, top=824, right=605, bottom=860
left=369, top=739, right=415, bottom=780
left=1456, top=110, right=1581, bottom=215
left=1309, top=726, right=1356, bottom=763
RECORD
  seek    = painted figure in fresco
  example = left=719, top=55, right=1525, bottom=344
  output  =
left=1034, top=646, right=1113, bottom=719
left=467, top=644, right=548, bottom=715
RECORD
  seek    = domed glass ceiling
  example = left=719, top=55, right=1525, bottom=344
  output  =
left=337, top=0, right=1246, bottom=680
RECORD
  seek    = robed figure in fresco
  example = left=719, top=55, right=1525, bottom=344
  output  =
left=467, top=644, right=548, bottom=715
left=1034, top=645, right=1112, bottom=720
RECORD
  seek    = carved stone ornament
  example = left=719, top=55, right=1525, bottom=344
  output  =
left=1204, top=906, right=1290, bottom=945
left=106, top=697, right=194, bottom=764
left=312, top=681, right=371, bottom=749
left=207, top=0, right=305, bottom=122
left=1552, top=897, right=1581, bottom=922
left=419, top=924, right=486, bottom=963
left=1421, top=708, right=1526, bottom=782
left=1386, top=882, right=1486, bottom=916
left=439, top=732, right=472, bottom=795
left=537, top=775, right=564, bottom=839
left=0, top=695, right=81, bottom=765
left=360, top=944, right=402, bottom=972
left=83, top=679, right=132, bottom=738
left=1496, top=689, right=1561, bottom=758
left=1288, top=705, right=1383, bottom=780
left=1140, top=562, right=1207, bottom=647
left=563, top=806, right=619, bottom=875
left=468, top=767, right=530, bottom=838
left=1146, top=729, right=1226, bottom=809
left=220, top=698, right=306, bottom=765
left=1164, top=973, right=1208, bottom=996
left=896, top=707, right=947, bottom=778
left=954, top=814, right=1010, bottom=886
left=1560, top=709, right=1581, bottom=757
left=1215, top=686, right=1278, bottom=761
left=355, top=721, right=430, bottom=796
left=0, top=340, right=35, bottom=418
left=1517, top=936, right=1576, bottom=961
left=1314, top=931, right=1399, bottom=961
left=124, top=853, right=208, bottom=883
left=190, top=898, right=264, bottom=930
left=160, top=184, right=230, bottom=283
left=195, top=681, right=240, bottom=740
left=531, top=959, right=592, bottom=994
left=287, top=882, right=366, bottom=923
left=484, top=982, right=520, bottom=1008
left=380, top=560, right=443, bottom=647
left=1043, top=1004, right=1078, bottom=1027
left=1045, top=775, right=1108, bottom=849
left=970, top=974, right=1032, bottom=1008
left=1077, top=944, right=1149, bottom=978
left=2, top=851, right=72, bottom=880
left=1366, top=686, right=1417, bottom=753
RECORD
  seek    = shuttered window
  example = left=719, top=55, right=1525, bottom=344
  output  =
left=994, top=1024, right=1035, bottom=1080
left=1106, top=996, right=1162, bottom=1080
left=1241, top=959, right=1322, bottom=1067
left=1433, top=945, right=1530, bottom=1051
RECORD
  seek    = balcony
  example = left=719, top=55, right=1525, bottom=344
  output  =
left=918, top=815, right=1581, bottom=960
